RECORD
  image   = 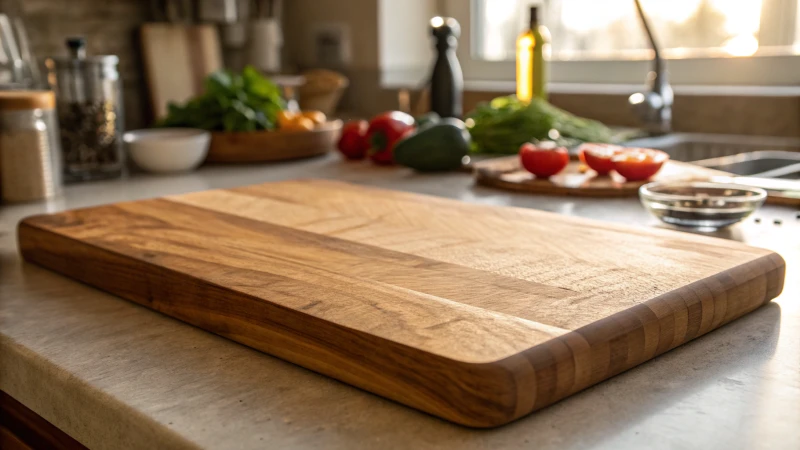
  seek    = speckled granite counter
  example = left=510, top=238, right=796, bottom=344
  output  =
left=1, top=154, right=798, bottom=449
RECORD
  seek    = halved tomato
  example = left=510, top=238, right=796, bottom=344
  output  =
left=519, top=142, right=569, bottom=178
left=578, top=143, right=623, bottom=175
left=611, top=148, right=669, bottom=181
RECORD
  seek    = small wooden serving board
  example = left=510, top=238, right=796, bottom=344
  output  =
left=18, top=180, right=785, bottom=427
left=474, top=156, right=729, bottom=197
left=474, top=156, right=800, bottom=205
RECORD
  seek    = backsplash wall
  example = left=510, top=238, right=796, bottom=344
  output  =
left=283, top=0, right=398, bottom=114
left=1, top=0, right=150, bottom=129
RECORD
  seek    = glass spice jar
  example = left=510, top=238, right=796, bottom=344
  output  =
left=0, top=90, right=63, bottom=203
left=46, top=37, right=124, bottom=182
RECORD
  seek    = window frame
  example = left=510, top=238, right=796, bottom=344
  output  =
left=442, top=0, right=800, bottom=87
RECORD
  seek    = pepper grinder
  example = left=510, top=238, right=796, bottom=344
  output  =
left=429, top=16, right=463, bottom=118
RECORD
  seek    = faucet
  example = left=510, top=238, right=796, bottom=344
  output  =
left=629, top=0, right=673, bottom=135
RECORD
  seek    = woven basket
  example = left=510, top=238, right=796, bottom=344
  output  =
left=297, top=69, right=349, bottom=115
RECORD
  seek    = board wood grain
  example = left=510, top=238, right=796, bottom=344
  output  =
left=17, top=180, right=785, bottom=428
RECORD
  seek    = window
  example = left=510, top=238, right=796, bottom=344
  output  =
left=443, top=0, right=800, bottom=86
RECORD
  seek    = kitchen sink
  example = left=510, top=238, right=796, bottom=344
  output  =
left=691, top=151, right=800, bottom=179
left=624, top=132, right=800, bottom=162
left=624, top=132, right=800, bottom=178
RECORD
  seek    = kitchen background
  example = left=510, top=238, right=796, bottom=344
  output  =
left=0, top=0, right=148, bottom=128
left=0, top=0, right=432, bottom=129
left=3, top=0, right=798, bottom=135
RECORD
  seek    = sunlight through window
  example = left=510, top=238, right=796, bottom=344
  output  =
left=474, top=0, right=795, bottom=61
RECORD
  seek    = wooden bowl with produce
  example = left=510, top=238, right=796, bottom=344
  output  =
left=160, top=67, right=343, bottom=164
left=207, top=111, right=342, bottom=163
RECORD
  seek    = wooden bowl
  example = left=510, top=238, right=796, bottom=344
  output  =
left=205, top=120, right=342, bottom=163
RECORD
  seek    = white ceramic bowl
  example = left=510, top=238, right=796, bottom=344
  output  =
left=124, top=128, right=211, bottom=173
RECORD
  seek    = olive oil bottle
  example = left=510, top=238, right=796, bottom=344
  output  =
left=516, top=6, right=551, bottom=102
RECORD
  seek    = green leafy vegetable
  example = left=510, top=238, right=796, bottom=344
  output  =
left=466, top=96, right=615, bottom=154
left=159, top=66, right=285, bottom=132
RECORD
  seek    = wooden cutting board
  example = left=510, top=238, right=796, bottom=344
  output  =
left=140, top=23, right=222, bottom=120
left=17, top=180, right=785, bottom=428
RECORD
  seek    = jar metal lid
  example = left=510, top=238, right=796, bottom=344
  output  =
left=0, top=90, right=56, bottom=111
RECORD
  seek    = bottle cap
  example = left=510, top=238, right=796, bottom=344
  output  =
left=530, top=7, right=539, bottom=25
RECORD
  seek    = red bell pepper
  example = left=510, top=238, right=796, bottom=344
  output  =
left=337, top=120, right=369, bottom=160
left=365, top=111, right=416, bottom=165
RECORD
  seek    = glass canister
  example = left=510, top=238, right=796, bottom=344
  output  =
left=46, top=37, right=124, bottom=182
left=0, top=90, right=62, bottom=202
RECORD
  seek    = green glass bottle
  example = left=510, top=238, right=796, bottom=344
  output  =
left=516, top=6, right=551, bottom=102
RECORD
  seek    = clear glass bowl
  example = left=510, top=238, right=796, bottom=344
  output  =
left=639, top=181, right=767, bottom=230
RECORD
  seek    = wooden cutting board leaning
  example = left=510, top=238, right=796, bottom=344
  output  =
left=140, top=23, right=222, bottom=120
left=17, top=180, right=785, bottom=427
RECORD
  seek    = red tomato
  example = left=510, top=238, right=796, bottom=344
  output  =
left=365, top=111, right=416, bottom=165
left=519, top=142, right=569, bottom=178
left=612, top=148, right=669, bottom=181
left=579, top=143, right=622, bottom=175
left=337, top=120, right=369, bottom=160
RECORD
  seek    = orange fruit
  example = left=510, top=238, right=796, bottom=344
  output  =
left=281, top=116, right=315, bottom=132
left=301, top=110, right=326, bottom=125
left=277, top=110, right=297, bottom=128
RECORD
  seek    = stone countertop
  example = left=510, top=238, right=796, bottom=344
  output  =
left=1, top=154, right=798, bottom=450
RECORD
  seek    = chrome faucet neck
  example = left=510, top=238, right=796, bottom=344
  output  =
left=629, top=0, right=673, bottom=135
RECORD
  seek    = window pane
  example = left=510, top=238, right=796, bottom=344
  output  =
left=473, top=0, right=797, bottom=61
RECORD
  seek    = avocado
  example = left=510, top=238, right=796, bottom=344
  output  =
left=394, top=118, right=470, bottom=172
